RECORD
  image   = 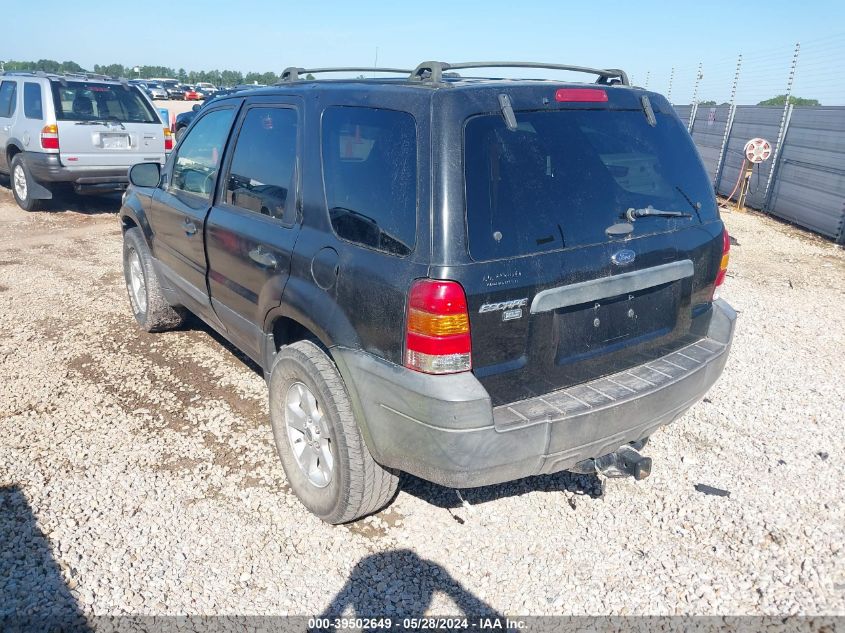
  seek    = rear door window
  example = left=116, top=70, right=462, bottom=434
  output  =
left=225, top=107, right=298, bottom=224
left=49, top=81, right=159, bottom=123
left=0, top=81, right=17, bottom=118
left=24, top=83, right=43, bottom=119
left=464, top=109, right=715, bottom=261
left=321, top=106, right=417, bottom=256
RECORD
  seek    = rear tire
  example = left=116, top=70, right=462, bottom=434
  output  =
left=122, top=227, right=186, bottom=332
left=10, top=155, right=44, bottom=212
left=175, top=126, right=186, bottom=142
left=268, top=340, right=399, bottom=524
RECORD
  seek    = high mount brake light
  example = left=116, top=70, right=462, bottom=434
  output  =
left=405, top=279, right=472, bottom=374
left=554, top=88, right=608, bottom=103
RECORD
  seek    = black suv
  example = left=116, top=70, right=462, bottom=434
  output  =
left=119, top=61, right=736, bottom=523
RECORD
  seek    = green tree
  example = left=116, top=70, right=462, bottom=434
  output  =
left=698, top=100, right=716, bottom=106
left=758, top=94, right=820, bottom=106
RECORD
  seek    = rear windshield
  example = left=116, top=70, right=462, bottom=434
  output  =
left=464, top=109, right=716, bottom=260
left=50, top=81, right=159, bottom=123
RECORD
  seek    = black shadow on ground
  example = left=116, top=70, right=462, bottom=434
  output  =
left=314, top=549, right=503, bottom=624
left=0, top=485, right=91, bottom=631
left=400, top=469, right=602, bottom=512
left=0, top=174, right=121, bottom=215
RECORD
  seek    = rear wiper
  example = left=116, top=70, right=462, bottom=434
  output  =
left=625, top=206, right=692, bottom=222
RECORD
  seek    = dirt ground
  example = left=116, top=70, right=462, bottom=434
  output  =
left=0, top=183, right=843, bottom=618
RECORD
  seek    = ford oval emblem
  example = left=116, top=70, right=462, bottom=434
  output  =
left=611, top=249, right=636, bottom=266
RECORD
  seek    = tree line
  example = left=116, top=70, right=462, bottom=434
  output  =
left=1, top=59, right=283, bottom=86
left=695, top=95, right=820, bottom=106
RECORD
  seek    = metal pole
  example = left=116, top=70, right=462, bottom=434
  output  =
left=667, top=67, right=675, bottom=103
left=763, top=42, right=800, bottom=212
left=714, top=54, right=742, bottom=191
left=688, top=62, right=703, bottom=132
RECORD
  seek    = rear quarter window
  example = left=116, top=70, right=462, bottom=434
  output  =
left=321, top=106, right=417, bottom=257
left=24, top=83, right=43, bottom=119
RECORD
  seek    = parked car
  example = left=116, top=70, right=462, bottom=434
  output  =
left=182, top=86, right=201, bottom=101
left=194, top=82, right=217, bottom=97
left=172, top=86, right=250, bottom=140
left=143, top=82, right=169, bottom=101
left=0, top=71, right=172, bottom=210
left=151, top=78, right=183, bottom=100
left=119, top=61, right=735, bottom=523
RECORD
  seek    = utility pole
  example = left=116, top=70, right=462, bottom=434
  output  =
left=714, top=54, right=742, bottom=191
left=763, top=42, right=801, bottom=211
left=667, top=67, right=675, bottom=103
left=688, top=62, right=703, bottom=132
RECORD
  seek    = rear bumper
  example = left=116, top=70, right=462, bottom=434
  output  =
left=24, top=152, right=133, bottom=192
left=335, top=299, right=736, bottom=488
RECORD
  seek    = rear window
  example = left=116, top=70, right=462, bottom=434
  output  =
left=464, top=109, right=716, bottom=261
left=49, top=81, right=159, bottom=123
left=321, top=106, right=417, bottom=257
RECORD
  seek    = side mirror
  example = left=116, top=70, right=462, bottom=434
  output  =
left=129, top=162, right=162, bottom=188
left=192, top=103, right=202, bottom=112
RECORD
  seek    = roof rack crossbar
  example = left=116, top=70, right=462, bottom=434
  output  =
left=411, top=61, right=629, bottom=86
left=280, top=67, right=413, bottom=82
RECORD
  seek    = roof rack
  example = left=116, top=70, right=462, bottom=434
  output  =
left=279, top=67, right=413, bottom=82
left=410, top=61, right=629, bottom=86
left=0, top=70, right=116, bottom=82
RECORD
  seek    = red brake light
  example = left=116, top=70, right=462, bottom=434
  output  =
left=405, top=279, right=472, bottom=374
left=40, top=124, right=59, bottom=150
left=714, top=228, right=730, bottom=290
left=555, top=88, right=608, bottom=103
left=164, top=127, right=173, bottom=151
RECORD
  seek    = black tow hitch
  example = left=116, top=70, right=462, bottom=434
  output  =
left=571, top=442, right=652, bottom=481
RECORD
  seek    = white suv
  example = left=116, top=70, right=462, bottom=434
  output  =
left=0, top=71, right=172, bottom=211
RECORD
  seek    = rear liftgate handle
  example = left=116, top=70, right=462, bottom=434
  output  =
left=249, top=245, right=278, bottom=269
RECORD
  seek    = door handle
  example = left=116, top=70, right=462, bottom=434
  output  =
left=183, top=218, right=197, bottom=236
left=248, top=246, right=278, bottom=269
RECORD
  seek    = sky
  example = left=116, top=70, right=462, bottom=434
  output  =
left=4, top=0, right=845, bottom=104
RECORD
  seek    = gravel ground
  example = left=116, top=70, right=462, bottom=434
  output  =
left=0, top=185, right=843, bottom=619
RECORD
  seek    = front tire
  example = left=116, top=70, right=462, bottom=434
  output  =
left=122, top=227, right=186, bottom=332
left=268, top=340, right=399, bottom=524
left=10, top=154, right=44, bottom=212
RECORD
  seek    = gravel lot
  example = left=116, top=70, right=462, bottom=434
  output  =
left=0, top=184, right=843, bottom=619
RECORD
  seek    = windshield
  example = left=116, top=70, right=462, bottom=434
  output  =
left=50, top=81, right=160, bottom=123
left=464, top=109, right=716, bottom=261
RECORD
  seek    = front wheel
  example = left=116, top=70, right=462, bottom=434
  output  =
left=10, top=155, right=44, bottom=212
left=122, top=227, right=186, bottom=332
left=268, top=340, right=399, bottom=524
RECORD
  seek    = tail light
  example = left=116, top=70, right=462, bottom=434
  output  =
left=40, top=124, right=59, bottom=150
left=713, top=228, right=730, bottom=296
left=164, top=127, right=173, bottom=151
left=405, top=279, right=472, bottom=374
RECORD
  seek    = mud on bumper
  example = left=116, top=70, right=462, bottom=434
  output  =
left=334, top=299, right=737, bottom=489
